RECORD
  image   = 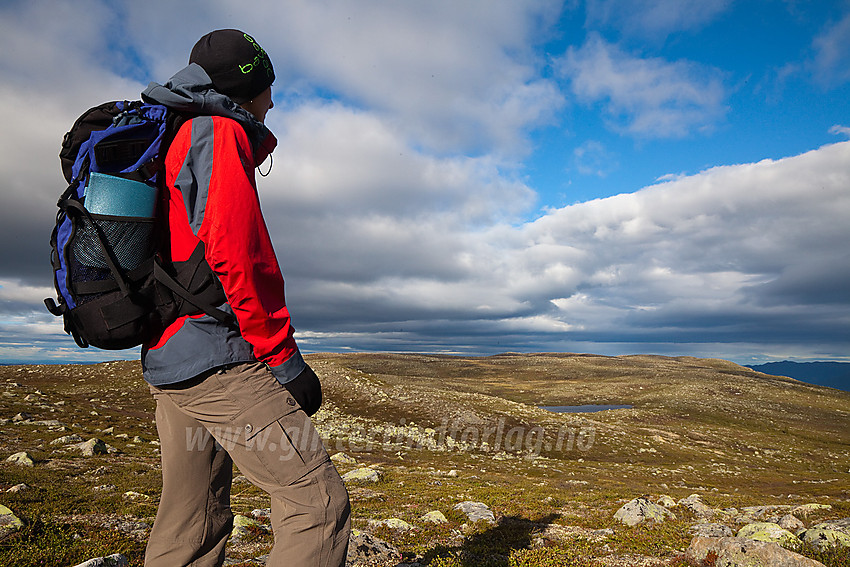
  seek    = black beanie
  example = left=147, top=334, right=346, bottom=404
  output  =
left=189, top=29, right=275, bottom=104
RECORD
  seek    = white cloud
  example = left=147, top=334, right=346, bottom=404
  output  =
left=558, top=34, right=727, bottom=138
left=573, top=140, right=616, bottom=177
left=811, top=11, right=850, bottom=86
left=830, top=124, right=850, bottom=137
left=585, top=0, right=732, bottom=39
left=121, top=0, right=565, bottom=157
left=271, top=140, right=850, bottom=361
left=1, top=0, right=848, bottom=365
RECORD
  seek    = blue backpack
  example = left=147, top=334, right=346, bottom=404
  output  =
left=45, top=100, right=233, bottom=349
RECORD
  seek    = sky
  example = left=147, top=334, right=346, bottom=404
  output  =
left=1, top=0, right=849, bottom=366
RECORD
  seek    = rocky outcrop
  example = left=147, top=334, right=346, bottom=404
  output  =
left=453, top=501, right=496, bottom=525
left=798, top=525, right=850, bottom=551
left=685, top=536, right=825, bottom=567
left=736, top=521, right=800, bottom=547
left=614, top=497, right=675, bottom=526
left=346, top=529, right=401, bottom=566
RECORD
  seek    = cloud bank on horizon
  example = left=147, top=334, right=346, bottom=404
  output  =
left=1, top=0, right=848, bottom=365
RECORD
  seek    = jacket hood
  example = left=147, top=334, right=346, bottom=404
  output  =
left=142, top=63, right=276, bottom=161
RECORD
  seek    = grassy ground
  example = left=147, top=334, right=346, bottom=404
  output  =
left=0, top=353, right=848, bottom=566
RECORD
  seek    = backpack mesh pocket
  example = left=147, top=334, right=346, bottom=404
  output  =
left=69, top=214, right=156, bottom=304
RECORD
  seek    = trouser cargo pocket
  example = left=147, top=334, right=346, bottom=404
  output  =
left=234, top=390, right=330, bottom=487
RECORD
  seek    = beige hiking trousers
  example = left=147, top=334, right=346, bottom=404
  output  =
left=144, top=362, right=350, bottom=567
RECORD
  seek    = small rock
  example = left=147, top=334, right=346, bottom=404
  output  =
left=657, top=495, right=677, bottom=508
left=73, top=438, right=108, bottom=456
left=421, top=510, right=448, bottom=524
left=739, top=505, right=794, bottom=523
left=12, top=412, right=31, bottom=422
left=231, top=514, right=265, bottom=540
left=614, top=497, right=675, bottom=527
left=7, top=483, right=28, bottom=493
left=6, top=451, right=34, bottom=466
left=445, top=469, right=459, bottom=478
left=0, top=504, right=24, bottom=533
left=251, top=508, right=271, bottom=519
left=690, top=523, right=733, bottom=537
left=342, top=467, right=382, bottom=484
left=453, top=501, right=496, bottom=525
left=799, top=526, right=850, bottom=550
left=778, top=514, right=806, bottom=533
left=346, top=529, right=401, bottom=566
left=93, top=485, right=117, bottom=492
left=812, top=517, right=850, bottom=534
left=371, top=518, right=414, bottom=531
left=330, top=452, right=357, bottom=465
left=737, top=522, right=799, bottom=547
left=678, top=493, right=715, bottom=519
left=792, top=503, right=832, bottom=518
left=685, top=536, right=825, bottom=567
left=50, top=434, right=84, bottom=445
left=70, top=554, right=129, bottom=567
left=123, top=491, right=150, bottom=501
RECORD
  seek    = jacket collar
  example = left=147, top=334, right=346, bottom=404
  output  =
left=142, top=63, right=277, bottom=161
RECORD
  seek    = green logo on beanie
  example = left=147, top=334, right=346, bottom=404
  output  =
left=239, top=33, right=273, bottom=77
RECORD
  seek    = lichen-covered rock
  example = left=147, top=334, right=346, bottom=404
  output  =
left=739, top=505, right=794, bottom=523
left=231, top=514, right=265, bottom=541
left=685, top=536, right=825, bottom=567
left=346, top=529, right=400, bottom=566
left=799, top=527, right=850, bottom=550
left=737, top=522, right=800, bottom=548
left=811, top=518, right=850, bottom=535
left=792, top=503, right=832, bottom=518
left=73, top=438, right=108, bottom=456
left=5, top=451, right=34, bottom=466
left=614, top=497, right=675, bottom=527
left=678, top=493, right=716, bottom=519
left=690, top=523, right=733, bottom=537
left=778, top=514, right=806, bottom=534
left=342, top=467, right=382, bottom=483
left=421, top=510, right=448, bottom=524
left=454, top=501, right=496, bottom=525
left=657, top=495, right=677, bottom=508
left=51, top=434, right=84, bottom=445
left=370, top=518, right=413, bottom=531
left=70, top=554, right=128, bottom=567
left=330, top=452, right=357, bottom=465
left=0, top=504, right=23, bottom=537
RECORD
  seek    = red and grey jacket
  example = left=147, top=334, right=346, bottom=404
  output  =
left=140, top=64, right=304, bottom=387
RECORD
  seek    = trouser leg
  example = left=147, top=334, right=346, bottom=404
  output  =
left=148, top=362, right=351, bottom=567
left=264, top=460, right=351, bottom=567
left=145, top=392, right=233, bottom=567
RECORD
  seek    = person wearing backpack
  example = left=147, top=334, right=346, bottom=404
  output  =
left=139, top=30, right=350, bottom=567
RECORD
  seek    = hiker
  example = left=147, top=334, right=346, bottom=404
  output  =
left=139, top=29, right=350, bottom=566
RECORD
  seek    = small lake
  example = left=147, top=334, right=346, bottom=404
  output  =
left=540, top=404, right=633, bottom=413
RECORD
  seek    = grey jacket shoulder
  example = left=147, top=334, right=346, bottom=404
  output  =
left=142, top=63, right=271, bottom=150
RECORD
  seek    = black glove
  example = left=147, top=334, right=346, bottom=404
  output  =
left=283, top=364, right=322, bottom=416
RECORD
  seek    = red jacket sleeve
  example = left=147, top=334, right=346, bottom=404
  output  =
left=196, top=117, right=302, bottom=379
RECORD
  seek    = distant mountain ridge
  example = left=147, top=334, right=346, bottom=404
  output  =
left=746, top=361, right=850, bottom=392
